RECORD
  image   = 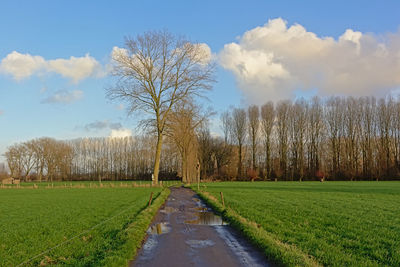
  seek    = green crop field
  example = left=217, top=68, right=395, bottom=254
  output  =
left=196, top=181, right=400, bottom=266
left=0, top=186, right=164, bottom=266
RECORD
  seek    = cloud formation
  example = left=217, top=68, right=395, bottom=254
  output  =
left=41, top=89, right=83, bottom=104
left=110, top=128, right=132, bottom=138
left=84, top=120, right=122, bottom=131
left=220, top=18, right=400, bottom=103
left=0, top=51, right=103, bottom=83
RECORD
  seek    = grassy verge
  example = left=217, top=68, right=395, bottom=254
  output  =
left=194, top=188, right=320, bottom=267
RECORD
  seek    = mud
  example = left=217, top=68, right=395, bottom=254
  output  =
left=131, top=187, right=271, bottom=267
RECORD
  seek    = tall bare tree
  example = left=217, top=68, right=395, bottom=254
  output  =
left=248, top=105, right=259, bottom=171
left=276, top=101, right=290, bottom=179
left=107, top=30, right=215, bottom=183
left=261, top=102, right=275, bottom=179
left=231, top=108, right=247, bottom=178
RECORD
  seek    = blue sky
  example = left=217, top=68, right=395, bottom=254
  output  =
left=1, top=0, right=400, bottom=161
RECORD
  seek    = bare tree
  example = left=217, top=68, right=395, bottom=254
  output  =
left=165, top=100, right=209, bottom=183
left=231, top=108, right=247, bottom=178
left=325, top=97, right=344, bottom=178
left=248, top=105, right=259, bottom=171
left=276, top=101, right=290, bottom=179
left=261, top=102, right=275, bottom=179
left=107, top=30, right=215, bottom=183
left=221, top=111, right=232, bottom=144
left=289, top=99, right=307, bottom=181
left=307, top=97, right=324, bottom=178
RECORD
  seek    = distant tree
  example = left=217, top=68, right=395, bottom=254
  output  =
left=231, top=108, right=247, bottom=178
left=107, top=30, right=215, bottom=183
left=261, top=102, right=275, bottom=179
left=248, top=105, right=259, bottom=172
left=276, top=101, right=290, bottom=179
left=220, top=111, right=232, bottom=144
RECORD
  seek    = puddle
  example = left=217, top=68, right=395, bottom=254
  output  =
left=192, top=207, right=209, bottom=212
left=147, top=222, right=171, bottom=235
left=185, top=212, right=228, bottom=225
left=160, top=206, right=177, bottom=213
left=186, top=239, right=215, bottom=248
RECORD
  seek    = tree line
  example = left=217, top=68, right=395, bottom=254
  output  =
left=4, top=95, right=400, bottom=182
left=4, top=136, right=179, bottom=182
left=207, top=96, right=400, bottom=181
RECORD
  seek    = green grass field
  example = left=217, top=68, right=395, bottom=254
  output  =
left=196, top=181, right=400, bottom=266
left=0, top=186, right=165, bottom=266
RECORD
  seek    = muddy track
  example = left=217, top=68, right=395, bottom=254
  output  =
left=131, top=186, right=271, bottom=267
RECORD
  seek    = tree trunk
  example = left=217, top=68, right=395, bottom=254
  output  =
left=153, top=133, right=163, bottom=184
left=238, top=143, right=242, bottom=179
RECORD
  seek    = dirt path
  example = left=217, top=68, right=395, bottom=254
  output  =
left=131, top=186, right=271, bottom=267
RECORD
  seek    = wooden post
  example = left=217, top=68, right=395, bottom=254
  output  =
left=220, top=192, right=225, bottom=207
left=148, top=192, right=154, bottom=207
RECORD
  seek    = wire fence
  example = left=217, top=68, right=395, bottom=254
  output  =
left=15, top=194, right=155, bottom=266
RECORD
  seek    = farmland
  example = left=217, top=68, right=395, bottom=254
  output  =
left=195, top=181, right=400, bottom=266
left=0, top=186, right=167, bottom=266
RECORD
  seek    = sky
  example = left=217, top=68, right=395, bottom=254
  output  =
left=1, top=0, right=400, bottom=162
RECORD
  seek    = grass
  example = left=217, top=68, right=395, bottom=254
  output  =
left=0, top=186, right=169, bottom=266
left=193, top=181, right=400, bottom=267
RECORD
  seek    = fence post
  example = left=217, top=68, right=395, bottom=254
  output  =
left=220, top=192, right=225, bottom=207
left=148, top=192, right=154, bottom=207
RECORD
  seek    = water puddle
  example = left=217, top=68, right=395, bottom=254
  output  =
left=186, top=239, right=215, bottom=248
left=185, top=212, right=228, bottom=225
left=192, top=207, right=209, bottom=212
left=160, top=206, right=177, bottom=213
left=147, top=222, right=171, bottom=235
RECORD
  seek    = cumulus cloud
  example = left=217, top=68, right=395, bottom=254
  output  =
left=110, top=128, right=132, bottom=138
left=41, top=89, right=83, bottom=104
left=84, top=120, right=122, bottom=131
left=0, top=51, right=46, bottom=80
left=47, top=54, right=103, bottom=83
left=220, top=18, right=400, bottom=103
left=0, top=51, right=103, bottom=83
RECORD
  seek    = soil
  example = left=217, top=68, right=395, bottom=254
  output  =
left=130, top=186, right=272, bottom=267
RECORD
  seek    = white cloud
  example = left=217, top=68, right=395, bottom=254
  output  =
left=220, top=18, right=400, bottom=103
left=0, top=51, right=103, bottom=82
left=42, top=89, right=83, bottom=104
left=0, top=51, right=46, bottom=80
left=47, top=54, right=102, bottom=83
left=109, top=128, right=132, bottom=138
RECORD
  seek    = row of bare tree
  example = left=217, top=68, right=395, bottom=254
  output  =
left=4, top=136, right=180, bottom=182
left=5, top=95, right=400, bottom=182
left=214, top=96, right=400, bottom=181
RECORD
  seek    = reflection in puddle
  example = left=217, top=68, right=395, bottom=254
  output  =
left=185, top=212, right=228, bottom=225
left=160, top=206, right=177, bottom=213
left=148, top=222, right=171, bottom=235
left=186, top=239, right=215, bottom=248
left=193, top=207, right=208, bottom=212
